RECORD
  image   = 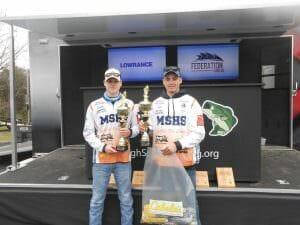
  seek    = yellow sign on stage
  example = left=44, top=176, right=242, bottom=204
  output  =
left=196, top=171, right=210, bottom=188
left=132, top=171, right=144, bottom=188
left=216, top=167, right=236, bottom=188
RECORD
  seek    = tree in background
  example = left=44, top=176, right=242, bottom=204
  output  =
left=0, top=24, right=27, bottom=71
left=0, top=67, right=29, bottom=123
left=0, top=68, right=9, bottom=121
left=0, top=21, right=29, bottom=124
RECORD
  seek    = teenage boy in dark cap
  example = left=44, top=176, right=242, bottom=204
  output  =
left=140, top=66, right=205, bottom=225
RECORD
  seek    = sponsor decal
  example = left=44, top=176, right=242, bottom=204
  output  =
left=155, top=99, right=164, bottom=107
left=95, top=102, right=105, bottom=113
left=155, top=135, right=168, bottom=144
left=154, top=109, right=164, bottom=114
left=202, top=100, right=238, bottom=136
left=100, top=133, right=113, bottom=142
left=191, top=52, right=224, bottom=73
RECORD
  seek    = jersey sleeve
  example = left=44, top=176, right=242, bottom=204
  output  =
left=82, top=104, right=106, bottom=152
left=178, top=98, right=205, bottom=149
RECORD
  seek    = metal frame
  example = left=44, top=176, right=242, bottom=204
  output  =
left=9, top=24, right=18, bottom=170
left=0, top=182, right=299, bottom=194
left=58, top=44, right=64, bottom=148
left=291, top=34, right=295, bottom=149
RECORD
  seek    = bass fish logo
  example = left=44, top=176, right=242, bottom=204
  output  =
left=202, top=100, right=238, bottom=136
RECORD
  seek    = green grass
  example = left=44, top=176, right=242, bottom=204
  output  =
left=0, top=126, right=11, bottom=142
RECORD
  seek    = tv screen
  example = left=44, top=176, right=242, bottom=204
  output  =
left=108, top=46, right=166, bottom=82
left=177, top=44, right=239, bottom=81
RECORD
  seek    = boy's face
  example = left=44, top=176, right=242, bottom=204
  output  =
left=163, top=73, right=182, bottom=96
left=104, top=78, right=122, bottom=96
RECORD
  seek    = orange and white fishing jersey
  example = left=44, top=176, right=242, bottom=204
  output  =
left=149, top=91, right=206, bottom=166
left=83, top=96, right=138, bottom=163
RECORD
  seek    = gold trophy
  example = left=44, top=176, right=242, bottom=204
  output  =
left=116, top=91, right=129, bottom=151
left=139, top=85, right=152, bottom=147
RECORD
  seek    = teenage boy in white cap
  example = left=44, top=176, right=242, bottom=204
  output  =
left=83, top=68, right=138, bottom=225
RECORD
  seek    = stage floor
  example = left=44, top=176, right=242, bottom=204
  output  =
left=0, top=145, right=299, bottom=191
left=0, top=146, right=299, bottom=225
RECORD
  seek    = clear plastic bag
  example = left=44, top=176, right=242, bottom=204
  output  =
left=141, top=147, right=198, bottom=225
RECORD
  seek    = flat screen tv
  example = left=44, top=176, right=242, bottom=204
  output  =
left=177, top=44, right=239, bottom=81
left=108, top=46, right=166, bottom=82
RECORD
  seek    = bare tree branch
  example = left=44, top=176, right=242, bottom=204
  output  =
left=0, top=22, right=28, bottom=70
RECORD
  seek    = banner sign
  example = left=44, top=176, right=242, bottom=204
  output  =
left=108, top=46, right=166, bottom=82
left=178, top=44, right=239, bottom=80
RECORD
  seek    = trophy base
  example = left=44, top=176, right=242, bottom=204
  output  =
left=116, top=145, right=128, bottom=152
left=141, top=131, right=150, bottom=147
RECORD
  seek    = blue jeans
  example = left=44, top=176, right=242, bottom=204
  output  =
left=186, top=167, right=202, bottom=225
left=89, top=163, right=133, bottom=225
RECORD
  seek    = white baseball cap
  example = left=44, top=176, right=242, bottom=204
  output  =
left=104, top=68, right=121, bottom=81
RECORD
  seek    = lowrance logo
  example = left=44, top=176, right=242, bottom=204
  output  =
left=120, top=62, right=153, bottom=68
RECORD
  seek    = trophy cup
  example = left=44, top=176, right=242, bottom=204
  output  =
left=139, top=85, right=152, bottom=147
left=116, top=91, right=129, bottom=151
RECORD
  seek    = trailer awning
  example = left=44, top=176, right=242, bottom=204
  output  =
left=1, top=5, right=300, bottom=45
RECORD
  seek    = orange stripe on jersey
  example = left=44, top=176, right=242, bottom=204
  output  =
left=197, top=115, right=204, bottom=126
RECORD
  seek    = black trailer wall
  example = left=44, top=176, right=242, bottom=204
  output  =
left=260, top=38, right=291, bottom=146
left=57, top=37, right=292, bottom=181
left=60, top=45, right=107, bottom=145
left=82, top=83, right=261, bottom=181
left=60, top=37, right=291, bottom=149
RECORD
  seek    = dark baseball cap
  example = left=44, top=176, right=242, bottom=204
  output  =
left=163, top=66, right=181, bottom=78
